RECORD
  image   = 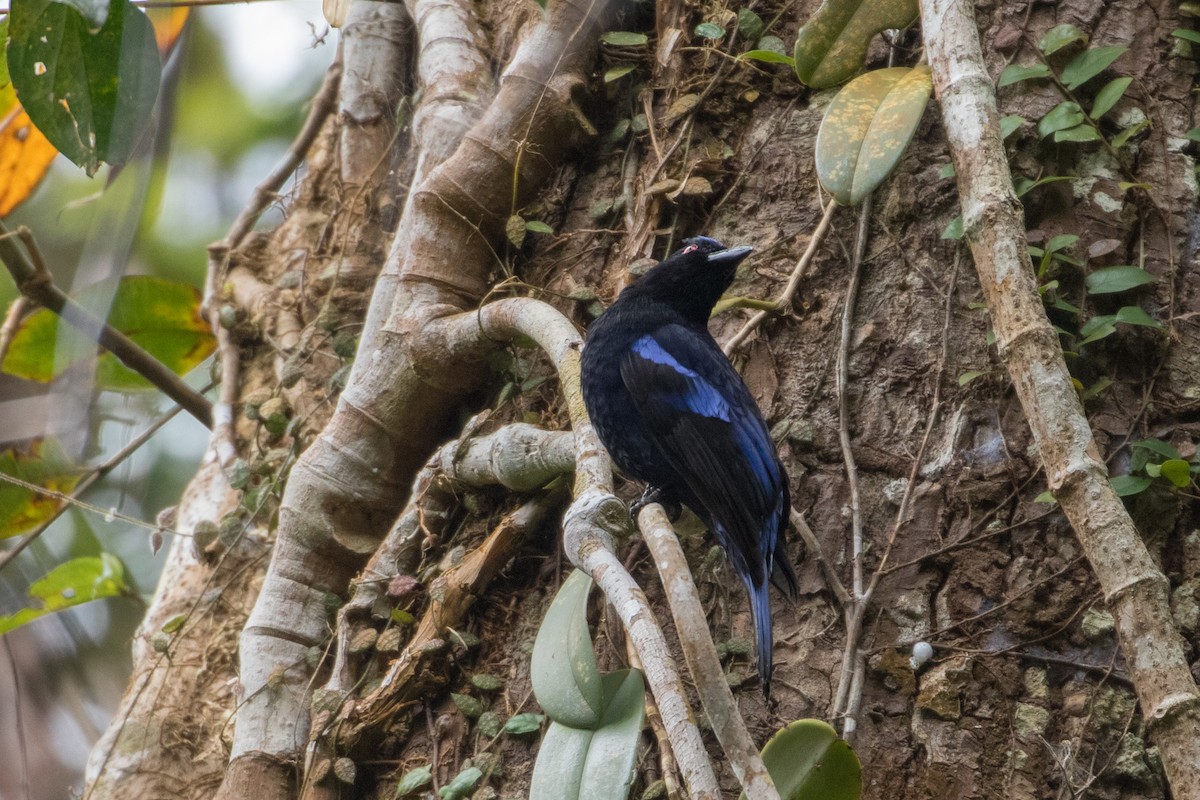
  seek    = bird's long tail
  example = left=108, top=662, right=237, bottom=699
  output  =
left=750, top=580, right=775, bottom=698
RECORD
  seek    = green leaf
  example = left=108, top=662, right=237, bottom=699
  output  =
left=1084, top=265, right=1155, bottom=294
left=756, top=35, right=789, bottom=56
left=938, top=163, right=955, bottom=179
left=1110, top=474, right=1152, bottom=497
left=999, top=115, right=1026, bottom=139
left=1114, top=305, right=1162, bottom=328
left=815, top=66, right=933, bottom=205
left=741, top=49, right=796, bottom=66
left=0, top=438, right=81, bottom=539
left=531, top=569, right=603, bottom=727
left=8, top=0, right=161, bottom=175
left=504, top=712, right=545, bottom=735
left=792, top=0, right=919, bottom=88
left=603, top=65, right=636, bottom=83
left=1044, top=234, right=1079, bottom=254
left=1034, top=490, right=1057, bottom=504
left=941, top=215, right=963, bottom=240
left=1091, top=76, right=1132, bottom=119
left=525, top=220, right=555, bottom=234
left=695, top=21, right=725, bottom=39
left=0, top=553, right=130, bottom=634
left=1160, top=459, right=1192, bottom=488
left=600, top=31, right=648, bottom=46
left=1014, top=174, right=1076, bottom=197
left=1054, top=123, right=1102, bottom=143
left=529, top=670, right=646, bottom=800
left=1, top=275, right=216, bottom=389
left=451, top=692, right=484, bottom=719
left=1038, top=23, right=1087, bottom=55
left=1111, top=119, right=1149, bottom=149
left=1172, top=28, right=1200, bottom=45
left=736, top=8, right=764, bottom=41
left=1133, top=438, right=1181, bottom=461
left=1078, top=316, right=1116, bottom=344
left=998, top=63, right=1052, bottom=87
left=395, top=765, right=432, bottom=797
left=1061, top=45, right=1127, bottom=90
left=438, top=767, right=482, bottom=800
left=958, top=370, right=986, bottom=386
left=1037, top=102, right=1085, bottom=138
left=740, top=719, right=862, bottom=800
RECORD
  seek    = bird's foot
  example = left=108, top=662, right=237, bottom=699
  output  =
left=630, top=487, right=682, bottom=523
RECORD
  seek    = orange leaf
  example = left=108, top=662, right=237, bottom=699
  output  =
left=0, top=108, right=59, bottom=217
left=147, top=7, right=190, bottom=56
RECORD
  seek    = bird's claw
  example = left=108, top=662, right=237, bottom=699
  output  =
left=630, top=487, right=681, bottom=524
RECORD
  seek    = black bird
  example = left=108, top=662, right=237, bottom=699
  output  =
left=580, top=235, right=797, bottom=696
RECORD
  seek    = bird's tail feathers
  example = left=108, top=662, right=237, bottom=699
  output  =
left=751, top=581, right=774, bottom=698
left=771, top=550, right=798, bottom=601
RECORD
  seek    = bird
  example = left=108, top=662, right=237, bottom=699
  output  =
left=580, top=235, right=797, bottom=696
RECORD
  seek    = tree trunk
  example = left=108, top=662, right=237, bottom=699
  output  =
left=86, top=0, right=1200, bottom=798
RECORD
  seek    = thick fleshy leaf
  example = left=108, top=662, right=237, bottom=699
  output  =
left=792, top=0, right=918, bottom=88
left=739, top=719, right=862, bottom=800
left=1160, top=459, right=1192, bottom=488
left=0, top=553, right=129, bottom=634
left=1, top=275, right=215, bottom=389
left=8, top=0, right=161, bottom=175
left=531, top=569, right=603, bottom=727
left=529, top=670, right=646, bottom=800
left=1061, top=45, right=1127, bottom=90
left=1084, top=266, right=1155, bottom=294
left=0, top=438, right=81, bottom=539
left=815, top=66, right=932, bottom=205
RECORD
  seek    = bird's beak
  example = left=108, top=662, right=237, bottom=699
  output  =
left=706, top=245, right=753, bottom=265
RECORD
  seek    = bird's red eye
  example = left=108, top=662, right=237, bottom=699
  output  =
left=681, top=244, right=698, bottom=255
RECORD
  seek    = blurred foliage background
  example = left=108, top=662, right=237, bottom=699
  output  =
left=0, top=3, right=328, bottom=795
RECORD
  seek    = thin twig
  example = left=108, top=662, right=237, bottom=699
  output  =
left=639, top=503, right=781, bottom=800
left=0, top=392, right=200, bottom=573
left=788, top=508, right=849, bottom=607
left=0, top=295, right=30, bottom=366
left=203, top=58, right=342, bottom=466
left=723, top=199, right=838, bottom=355
left=0, top=223, right=213, bottom=428
left=830, top=196, right=871, bottom=741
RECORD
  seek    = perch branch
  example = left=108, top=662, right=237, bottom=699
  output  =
left=639, top=504, right=781, bottom=800
left=922, top=0, right=1200, bottom=795
left=0, top=223, right=213, bottom=428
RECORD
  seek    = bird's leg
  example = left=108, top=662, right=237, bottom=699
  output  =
left=630, top=486, right=682, bottom=523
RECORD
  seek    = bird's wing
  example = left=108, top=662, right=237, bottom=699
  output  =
left=619, top=326, right=787, bottom=586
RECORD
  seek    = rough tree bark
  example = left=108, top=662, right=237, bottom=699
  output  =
left=85, top=0, right=1200, bottom=798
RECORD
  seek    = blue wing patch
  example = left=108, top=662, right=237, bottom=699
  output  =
left=630, top=336, right=731, bottom=421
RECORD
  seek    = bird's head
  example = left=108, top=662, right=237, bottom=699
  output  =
left=624, top=236, right=754, bottom=322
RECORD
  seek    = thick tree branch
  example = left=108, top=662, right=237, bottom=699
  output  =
left=922, top=1, right=1200, bottom=795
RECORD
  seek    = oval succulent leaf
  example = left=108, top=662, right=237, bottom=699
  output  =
left=739, top=719, right=862, bottom=800
left=815, top=66, right=932, bottom=205
left=792, top=0, right=918, bottom=88
left=530, top=569, right=603, bottom=727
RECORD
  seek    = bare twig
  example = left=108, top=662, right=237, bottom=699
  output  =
left=0, top=394, right=198, bottom=573
left=0, top=295, right=30, bottom=366
left=203, top=57, right=342, bottom=467
left=639, top=503, right=781, bottom=800
left=0, top=223, right=213, bottom=428
left=723, top=199, right=838, bottom=355
left=922, top=0, right=1200, bottom=793
left=788, top=508, right=849, bottom=607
